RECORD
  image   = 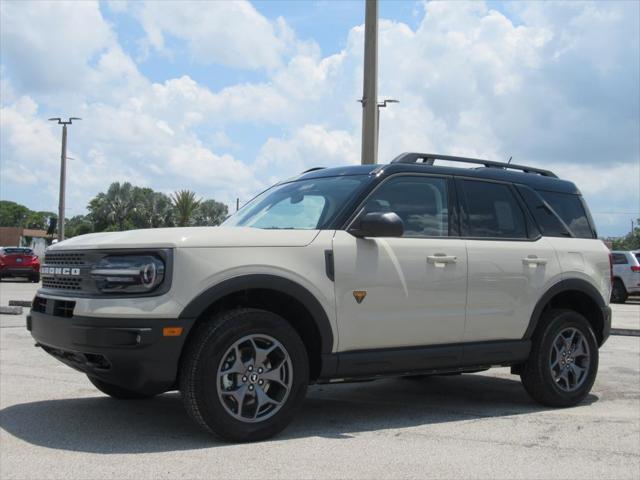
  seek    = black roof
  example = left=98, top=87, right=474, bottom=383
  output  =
left=297, top=153, right=580, bottom=195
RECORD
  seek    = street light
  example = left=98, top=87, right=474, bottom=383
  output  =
left=48, top=117, right=81, bottom=241
left=376, top=99, right=399, bottom=153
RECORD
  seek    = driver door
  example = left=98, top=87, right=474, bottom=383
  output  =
left=333, top=174, right=467, bottom=352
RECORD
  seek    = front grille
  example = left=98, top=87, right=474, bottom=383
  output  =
left=42, top=277, right=82, bottom=291
left=44, top=252, right=86, bottom=265
left=31, top=296, right=76, bottom=318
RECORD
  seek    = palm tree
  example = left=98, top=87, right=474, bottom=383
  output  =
left=88, top=182, right=136, bottom=231
left=171, top=190, right=201, bottom=227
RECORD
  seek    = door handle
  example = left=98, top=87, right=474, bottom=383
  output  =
left=522, top=256, right=547, bottom=267
left=427, top=254, right=457, bottom=266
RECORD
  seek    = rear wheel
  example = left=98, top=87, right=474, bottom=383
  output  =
left=30, top=273, right=40, bottom=283
left=88, top=376, right=155, bottom=399
left=611, top=279, right=628, bottom=303
left=180, top=308, right=308, bottom=442
left=521, top=309, right=598, bottom=407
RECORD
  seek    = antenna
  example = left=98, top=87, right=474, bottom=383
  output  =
left=507, top=156, right=513, bottom=165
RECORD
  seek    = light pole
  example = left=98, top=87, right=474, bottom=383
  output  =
left=360, top=0, right=378, bottom=165
left=376, top=99, right=399, bottom=154
left=48, top=117, right=81, bottom=241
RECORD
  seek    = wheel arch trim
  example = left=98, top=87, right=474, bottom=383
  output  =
left=178, top=274, right=334, bottom=354
left=523, top=278, right=607, bottom=340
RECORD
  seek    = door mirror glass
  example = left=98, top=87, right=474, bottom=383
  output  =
left=350, top=212, right=404, bottom=238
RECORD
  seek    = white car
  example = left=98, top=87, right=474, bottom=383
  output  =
left=611, top=250, right=640, bottom=302
left=28, top=153, right=612, bottom=442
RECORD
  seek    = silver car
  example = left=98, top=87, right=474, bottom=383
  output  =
left=611, top=250, right=640, bottom=303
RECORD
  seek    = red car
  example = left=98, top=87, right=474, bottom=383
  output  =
left=0, top=247, right=40, bottom=282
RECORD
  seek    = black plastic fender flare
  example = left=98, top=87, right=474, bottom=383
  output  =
left=178, top=274, right=334, bottom=354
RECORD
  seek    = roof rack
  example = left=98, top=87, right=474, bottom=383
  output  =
left=390, top=152, right=557, bottom=178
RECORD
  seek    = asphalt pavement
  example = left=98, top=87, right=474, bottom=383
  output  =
left=0, top=279, right=638, bottom=479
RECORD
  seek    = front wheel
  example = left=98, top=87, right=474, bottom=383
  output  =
left=521, top=309, right=598, bottom=407
left=88, top=376, right=155, bottom=399
left=180, top=308, right=309, bottom=442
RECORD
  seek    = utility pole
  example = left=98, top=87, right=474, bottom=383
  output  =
left=48, top=117, right=81, bottom=241
left=360, top=0, right=378, bottom=165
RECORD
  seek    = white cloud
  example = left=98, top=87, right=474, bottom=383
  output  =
left=136, top=1, right=290, bottom=70
left=0, top=0, right=637, bottom=236
left=256, top=125, right=359, bottom=185
left=0, top=1, right=113, bottom=93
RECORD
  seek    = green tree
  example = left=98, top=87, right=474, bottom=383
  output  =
left=0, top=200, right=30, bottom=227
left=88, top=182, right=137, bottom=231
left=192, top=199, right=228, bottom=226
left=24, top=211, right=56, bottom=230
left=133, top=189, right=174, bottom=228
left=65, top=215, right=94, bottom=237
left=611, top=219, right=640, bottom=250
left=171, top=190, right=200, bottom=227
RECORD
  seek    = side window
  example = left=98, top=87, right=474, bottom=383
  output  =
left=516, top=185, right=571, bottom=237
left=612, top=253, right=628, bottom=265
left=462, top=180, right=527, bottom=239
left=362, top=176, right=449, bottom=237
left=537, top=191, right=595, bottom=239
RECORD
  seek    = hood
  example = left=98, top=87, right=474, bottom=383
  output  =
left=48, top=227, right=321, bottom=250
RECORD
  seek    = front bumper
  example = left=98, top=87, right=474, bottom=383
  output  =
left=27, top=307, right=196, bottom=395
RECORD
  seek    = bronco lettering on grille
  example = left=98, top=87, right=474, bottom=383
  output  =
left=41, top=266, right=81, bottom=276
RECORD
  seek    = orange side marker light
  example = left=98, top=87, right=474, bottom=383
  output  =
left=163, top=327, right=183, bottom=337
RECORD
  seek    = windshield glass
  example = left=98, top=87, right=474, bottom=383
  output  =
left=224, top=175, right=371, bottom=230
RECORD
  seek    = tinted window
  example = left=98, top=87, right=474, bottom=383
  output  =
left=612, top=253, right=628, bottom=265
left=538, top=191, right=594, bottom=239
left=363, top=176, right=449, bottom=237
left=462, top=180, right=527, bottom=239
left=517, top=186, right=570, bottom=237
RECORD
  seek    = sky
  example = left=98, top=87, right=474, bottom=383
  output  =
left=0, top=0, right=638, bottom=237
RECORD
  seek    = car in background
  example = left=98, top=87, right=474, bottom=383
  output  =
left=0, top=247, right=40, bottom=283
left=611, top=250, right=640, bottom=303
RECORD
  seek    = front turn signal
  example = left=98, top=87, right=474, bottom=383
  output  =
left=163, top=327, right=183, bottom=337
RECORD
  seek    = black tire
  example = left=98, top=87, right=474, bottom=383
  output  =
left=521, top=309, right=598, bottom=407
left=30, top=273, right=40, bottom=283
left=88, top=376, right=155, bottom=399
left=180, top=308, right=309, bottom=442
left=611, top=278, right=628, bottom=304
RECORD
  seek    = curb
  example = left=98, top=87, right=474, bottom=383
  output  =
left=611, top=328, right=640, bottom=337
left=8, top=300, right=32, bottom=307
left=0, top=306, right=23, bottom=315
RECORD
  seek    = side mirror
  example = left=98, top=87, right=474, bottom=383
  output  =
left=349, top=212, right=404, bottom=238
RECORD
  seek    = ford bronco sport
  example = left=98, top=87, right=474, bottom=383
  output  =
left=28, top=153, right=612, bottom=442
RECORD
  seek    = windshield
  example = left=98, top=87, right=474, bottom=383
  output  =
left=224, top=175, right=370, bottom=230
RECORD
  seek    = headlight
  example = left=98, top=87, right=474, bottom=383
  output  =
left=90, top=255, right=165, bottom=293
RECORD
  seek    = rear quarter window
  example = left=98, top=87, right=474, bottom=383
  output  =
left=537, top=191, right=595, bottom=239
left=612, top=253, right=629, bottom=265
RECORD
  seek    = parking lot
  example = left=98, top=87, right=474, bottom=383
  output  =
left=0, top=279, right=638, bottom=479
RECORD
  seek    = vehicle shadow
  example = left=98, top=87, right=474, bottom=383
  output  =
left=0, top=374, right=597, bottom=453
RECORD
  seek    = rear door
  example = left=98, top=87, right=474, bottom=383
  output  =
left=458, top=178, right=562, bottom=342
left=333, top=174, right=467, bottom=351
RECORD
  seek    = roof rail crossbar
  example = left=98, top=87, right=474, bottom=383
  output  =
left=390, top=152, right=557, bottom=178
